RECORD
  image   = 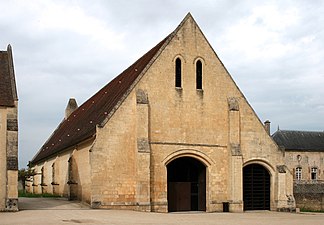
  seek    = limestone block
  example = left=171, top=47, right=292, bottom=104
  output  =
left=7, top=156, right=18, bottom=170
left=230, top=144, right=241, bottom=156
left=137, top=138, right=150, bottom=153
left=228, top=97, right=239, bottom=111
left=6, top=118, right=18, bottom=131
left=277, top=165, right=287, bottom=173
left=136, top=89, right=148, bottom=104
left=5, top=198, right=18, bottom=211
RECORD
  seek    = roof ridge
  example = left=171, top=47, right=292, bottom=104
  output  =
left=277, top=129, right=324, bottom=133
left=89, top=13, right=196, bottom=128
left=31, top=13, right=230, bottom=164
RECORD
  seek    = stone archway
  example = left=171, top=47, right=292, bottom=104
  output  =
left=243, top=164, right=270, bottom=210
left=167, top=157, right=206, bottom=212
left=68, top=156, right=79, bottom=200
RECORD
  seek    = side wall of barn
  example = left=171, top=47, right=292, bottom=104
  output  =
left=28, top=139, right=93, bottom=204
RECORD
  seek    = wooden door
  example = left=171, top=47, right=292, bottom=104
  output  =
left=243, top=164, right=270, bottom=210
left=168, top=182, right=191, bottom=212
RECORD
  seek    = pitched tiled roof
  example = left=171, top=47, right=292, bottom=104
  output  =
left=272, top=130, right=324, bottom=151
left=0, top=45, right=17, bottom=107
left=31, top=35, right=170, bottom=164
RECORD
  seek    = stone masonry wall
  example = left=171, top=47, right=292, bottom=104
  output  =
left=6, top=103, right=18, bottom=211
left=90, top=15, right=293, bottom=212
left=91, top=93, right=138, bottom=210
left=0, top=108, right=7, bottom=210
left=29, top=139, right=93, bottom=204
left=0, top=102, right=18, bottom=211
left=137, top=16, right=292, bottom=212
left=285, top=151, right=324, bottom=211
left=294, top=182, right=324, bottom=211
left=285, top=151, right=324, bottom=181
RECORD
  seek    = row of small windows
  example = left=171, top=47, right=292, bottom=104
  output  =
left=175, top=58, right=203, bottom=89
left=295, top=167, right=318, bottom=180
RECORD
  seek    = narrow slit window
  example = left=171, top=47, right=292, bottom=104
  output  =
left=41, top=167, right=44, bottom=185
left=68, top=157, right=73, bottom=182
left=175, top=58, right=182, bottom=88
left=52, top=163, right=55, bottom=184
left=196, top=60, right=202, bottom=89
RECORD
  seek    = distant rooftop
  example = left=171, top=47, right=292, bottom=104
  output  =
left=0, top=45, right=18, bottom=107
left=272, top=130, right=324, bottom=151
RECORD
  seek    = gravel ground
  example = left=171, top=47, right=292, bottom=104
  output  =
left=1, top=198, right=323, bottom=225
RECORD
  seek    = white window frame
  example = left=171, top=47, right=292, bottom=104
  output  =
left=295, top=167, right=302, bottom=180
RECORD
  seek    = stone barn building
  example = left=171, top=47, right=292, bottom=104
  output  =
left=0, top=45, right=18, bottom=211
left=273, top=130, right=324, bottom=211
left=28, top=14, right=294, bottom=212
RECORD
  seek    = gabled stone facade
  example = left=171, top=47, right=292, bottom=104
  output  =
left=0, top=45, right=18, bottom=212
left=28, top=14, right=294, bottom=212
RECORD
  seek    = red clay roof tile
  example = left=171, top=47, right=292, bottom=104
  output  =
left=31, top=35, right=170, bottom=164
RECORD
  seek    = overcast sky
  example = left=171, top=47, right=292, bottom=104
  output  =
left=1, top=0, right=323, bottom=168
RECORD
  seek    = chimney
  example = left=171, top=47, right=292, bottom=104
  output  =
left=264, top=120, right=270, bottom=135
left=65, top=98, right=78, bottom=119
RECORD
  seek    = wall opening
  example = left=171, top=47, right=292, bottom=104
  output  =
left=167, top=157, right=206, bottom=212
left=311, top=167, right=318, bottom=180
left=68, top=156, right=78, bottom=200
left=196, top=60, right=202, bottom=89
left=243, top=164, right=270, bottom=210
left=175, top=58, right=182, bottom=88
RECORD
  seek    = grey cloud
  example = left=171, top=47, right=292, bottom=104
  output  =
left=1, top=0, right=323, bottom=168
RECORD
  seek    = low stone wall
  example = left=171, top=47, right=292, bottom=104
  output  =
left=294, top=182, right=324, bottom=211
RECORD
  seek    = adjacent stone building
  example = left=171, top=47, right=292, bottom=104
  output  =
left=0, top=45, right=19, bottom=211
left=28, top=14, right=294, bottom=212
left=273, top=130, right=324, bottom=211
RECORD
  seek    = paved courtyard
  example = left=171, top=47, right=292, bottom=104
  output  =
left=1, top=198, right=324, bottom=225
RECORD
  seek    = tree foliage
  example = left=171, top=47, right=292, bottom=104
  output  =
left=18, top=167, right=35, bottom=192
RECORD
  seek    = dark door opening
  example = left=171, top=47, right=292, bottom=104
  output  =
left=243, top=164, right=270, bottom=210
left=68, top=157, right=79, bottom=200
left=167, top=157, right=206, bottom=212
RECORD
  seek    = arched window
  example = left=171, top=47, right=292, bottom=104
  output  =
left=175, top=58, right=182, bottom=88
left=196, top=60, right=202, bottom=89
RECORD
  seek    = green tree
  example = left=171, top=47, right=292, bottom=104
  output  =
left=18, top=167, right=35, bottom=193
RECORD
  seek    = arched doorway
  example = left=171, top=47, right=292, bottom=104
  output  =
left=167, top=157, right=206, bottom=212
left=243, top=164, right=270, bottom=210
left=68, top=156, right=79, bottom=200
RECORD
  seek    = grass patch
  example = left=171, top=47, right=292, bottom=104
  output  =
left=300, top=208, right=324, bottom=213
left=19, top=190, right=61, bottom=198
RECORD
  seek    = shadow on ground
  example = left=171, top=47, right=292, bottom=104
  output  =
left=19, top=197, right=90, bottom=210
